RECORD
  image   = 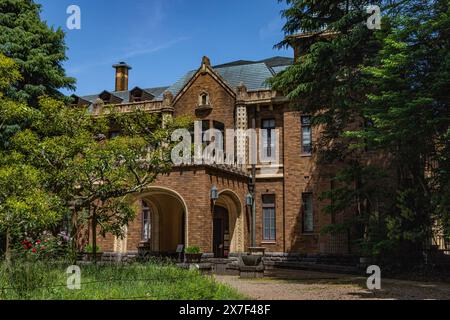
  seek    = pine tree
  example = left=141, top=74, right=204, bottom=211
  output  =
left=0, top=0, right=75, bottom=106
left=271, top=0, right=450, bottom=263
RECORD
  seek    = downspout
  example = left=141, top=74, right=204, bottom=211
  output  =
left=251, top=112, right=257, bottom=248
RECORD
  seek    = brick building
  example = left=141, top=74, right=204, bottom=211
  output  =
left=73, top=54, right=351, bottom=259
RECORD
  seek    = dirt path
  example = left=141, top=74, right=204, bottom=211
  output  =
left=215, top=269, right=450, bottom=300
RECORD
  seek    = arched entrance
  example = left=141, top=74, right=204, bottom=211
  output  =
left=214, top=190, right=244, bottom=257
left=213, top=206, right=229, bottom=258
left=138, top=187, right=187, bottom=254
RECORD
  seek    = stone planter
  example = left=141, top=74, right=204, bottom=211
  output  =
left=239, top=254, right=264, bottom=278
left=239, top=264, right=265, bottom=279
left=184, top=253, right=202, bottom=263
left=241, top=255, right=262, bottom=266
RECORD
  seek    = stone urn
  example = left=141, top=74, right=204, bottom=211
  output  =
left=241, top=254, right=262, bottom=266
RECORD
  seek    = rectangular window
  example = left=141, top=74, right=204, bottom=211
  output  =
left=262, top=194, right=276, bottom=241
left=213, top=121, right=225, bottom=148
left=302, top=193, right=314, bottom=233
left=202, top=120, right=210, bottom=144
left=142, top=202, right=151, bottom=242
left=262, top=119, right=276, bottom=158
left=301, top=116, right=312, bottom=154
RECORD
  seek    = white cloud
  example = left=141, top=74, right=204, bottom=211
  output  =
left=67, top=37, right=190, bottom=75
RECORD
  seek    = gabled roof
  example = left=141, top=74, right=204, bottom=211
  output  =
left=158, top=57, right=292, bottom=100
left=213, top=56, right=294, bottom=70
left=79, top=56, right=293, bottom=104
left=80, top=86, right=169, bottom=105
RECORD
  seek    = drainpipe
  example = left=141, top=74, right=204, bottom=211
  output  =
left=251, top=110, right=257, bottom=248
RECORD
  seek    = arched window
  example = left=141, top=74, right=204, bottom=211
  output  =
left=199, top=92, right=210, bottom=106
left=142, top=201, right=151, bottom=242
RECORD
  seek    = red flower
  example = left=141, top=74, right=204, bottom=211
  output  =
left=27, top=243, right=32, bottom=248
left=36, top=240, right=41, bottom=245
left=23, top=245, right=28, bottom=250
left=32, top=248, right=37, bottom=253
left=41, top=246, right=45, bottom=250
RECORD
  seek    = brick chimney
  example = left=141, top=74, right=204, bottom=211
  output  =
left=288, top=31, right=339, bottom=62
left=112, top=62, right=132, bottom=92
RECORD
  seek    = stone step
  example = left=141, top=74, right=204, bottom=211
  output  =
left=264, top=261, right=359, bottom=274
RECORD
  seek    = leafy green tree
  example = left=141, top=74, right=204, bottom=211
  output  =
left=271, top=0, right=449, bottom=263
left=13, top=97, right=190, bottom=262
left=351, top=0, right=450, bottom=255
left=0, top=54, right=62, bottom=264
left=0, top=0, right=75, bottom=106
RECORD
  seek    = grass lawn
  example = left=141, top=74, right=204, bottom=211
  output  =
left=0, top=261, right=247, bottom=300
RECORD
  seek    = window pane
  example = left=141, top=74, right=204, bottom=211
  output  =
left=302, top=127, right=311, bottom=144
left=262, top=119, right=275, bottom=129
left=262, top=119, right=276, bottom=158
left=142, top=201, right=151, bottom=241
left=263, top=201, right=276, bottom=241
left=303, top=194, right=314, bottom=232
left=301, top=116, right=311, bottom=126
left=301, top=117, right=312, bottom=154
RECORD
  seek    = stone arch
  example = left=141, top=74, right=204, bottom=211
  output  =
left=136, top=187, right=189, bottom=252
left=216, top=189, right=245, bottom=253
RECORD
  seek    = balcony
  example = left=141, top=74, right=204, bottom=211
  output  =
left=92, top=100, right=168, bottom=116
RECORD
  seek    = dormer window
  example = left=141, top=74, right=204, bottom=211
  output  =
left=99, top=91, right=123, bottom=105
left=130, top=87, right=154, bottom=103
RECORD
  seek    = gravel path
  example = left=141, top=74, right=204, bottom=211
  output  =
left=215, top=269, right=450, bottom=300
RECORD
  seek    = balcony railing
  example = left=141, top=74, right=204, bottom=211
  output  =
left=92, top=100, right=167, bottom=116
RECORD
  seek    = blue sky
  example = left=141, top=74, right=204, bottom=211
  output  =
left=36, top=0, right=291, bottom=96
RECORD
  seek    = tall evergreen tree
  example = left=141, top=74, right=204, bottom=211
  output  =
left=0, top=0, right=75, bottom=106
left=271, top=0, right=450, bottom=263
left=352, top=0, right=450, bottom=250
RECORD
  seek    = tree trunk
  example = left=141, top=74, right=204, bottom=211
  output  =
left=92, top=209, right=97, bottom=264
left=5, top=228, right=11, bottom=267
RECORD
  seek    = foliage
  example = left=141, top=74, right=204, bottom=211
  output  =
left=185, top=246, right=201, bottom=254
left=1, top=51, right=191, bottom=262
left=0, top=0, right=76, bottom=106
left=272, top=0, right=450, bottom=262
left=13, top=232, right=72, bottom=260
left=84, top=244, right=102, bottom=254
left=0, top=262, right=246, bottom=300
left=11, top=97, right=190, bottom=258
left=0, top=54, right=64, bottom=262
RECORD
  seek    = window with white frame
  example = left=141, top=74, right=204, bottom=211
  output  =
left=301, top=116, right=312, bottom=154
left=199, top=92, right=210, bottom=106
left=262, top=119, right=276, bottom=158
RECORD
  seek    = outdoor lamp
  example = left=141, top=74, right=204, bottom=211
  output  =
left=210, top=185, right=219, bottom=203
left=246, top=193, right=253, bottom=207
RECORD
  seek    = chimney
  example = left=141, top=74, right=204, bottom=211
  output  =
left=112, top=62, right=132, bottom=92
left=288, top=31, right=339, bottom=62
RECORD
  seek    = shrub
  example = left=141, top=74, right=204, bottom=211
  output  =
left=84, top=244, right=102, bottom=253
left=184, top=246, right=201, bottom=254
left=13, top=231, right=73, bottom=261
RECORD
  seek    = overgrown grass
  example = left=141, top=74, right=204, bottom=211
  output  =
left=0, top=260, right=247, bottom=300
